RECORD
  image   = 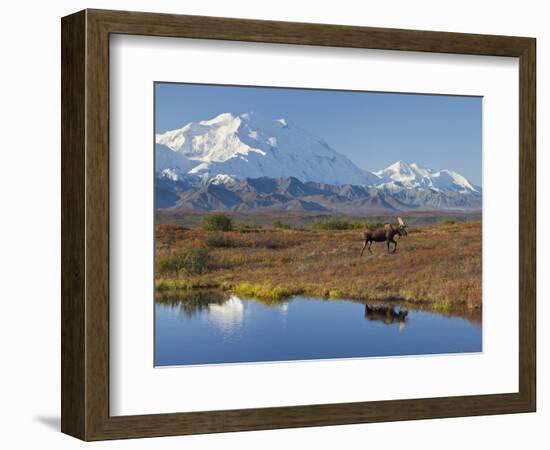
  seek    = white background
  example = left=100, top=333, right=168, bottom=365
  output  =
left=0, top=1, right=547, bottom=449
left=110, top=36, right=519, bottom=416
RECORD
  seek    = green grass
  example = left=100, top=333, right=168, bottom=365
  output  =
left=231, top=282, right=303, bottom=302
left=432, top=299, right=452, bottom=314
left=155, top=279, right=197, bottom=291
left=155, top=278, right=219, bottom=294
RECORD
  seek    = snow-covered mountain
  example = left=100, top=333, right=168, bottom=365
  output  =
left=155, top=112, right=481, bottom=212
left=374, top=161, right=480, bottom=194
left=155, top=112, right=380, bottom=186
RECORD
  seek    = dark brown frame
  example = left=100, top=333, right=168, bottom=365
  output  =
left=61, top=9, right=536, bottom=441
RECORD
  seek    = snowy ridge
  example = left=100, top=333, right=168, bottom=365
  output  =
left=156, top=175, right=482, bottom=213
left=374, top=161, right=479, bottom=194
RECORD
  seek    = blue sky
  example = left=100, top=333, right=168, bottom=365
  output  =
left=155, top=83, right=482, bottom=185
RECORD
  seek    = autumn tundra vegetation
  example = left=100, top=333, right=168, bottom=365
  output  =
left=155, top=212, right=482, bottom=316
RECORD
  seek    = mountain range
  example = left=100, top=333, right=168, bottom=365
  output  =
left=155, top=112, right=481, bottom=212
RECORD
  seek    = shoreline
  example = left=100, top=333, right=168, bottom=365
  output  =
left=155, top=221, right=483, bottom=316
left=155, top=286, right=482, bottom=325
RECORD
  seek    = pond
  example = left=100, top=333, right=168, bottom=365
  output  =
left=155, top=294, right=482, bottom=366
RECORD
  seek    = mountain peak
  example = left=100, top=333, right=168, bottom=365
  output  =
left=155, top=112, right=378, bottom=185
left=390, top=160, right=410, bottom=170
left=376, top=161, right=414, bottom=178
left=374, top=160, right=478, bottom=194
left=199, top=112, right=239, bottom=126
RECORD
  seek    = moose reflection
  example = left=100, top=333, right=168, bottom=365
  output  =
left=364, top=303, right=408, bottom=331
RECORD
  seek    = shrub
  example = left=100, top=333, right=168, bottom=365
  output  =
left=202, top=213, right=233, bottom=231
left=235, top=223, right=264, bottom=233
left=347, top=222, right=364, bottom=230
left=364, top=221, right=385, bottom=230
left=442, top=219, right=456, bottom=225
left=235, top=223, right=247, bottom=233
left=272, top=220, right=291, bottom=229
left=311, top=218, right=352, bottom=230
left=311, top=218, right=383, bottom=230
left=205, top=232, right=234, bottom=248
left=158, top=248, right=210, bottom=275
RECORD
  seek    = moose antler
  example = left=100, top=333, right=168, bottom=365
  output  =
left=397, top=217, right=406, bottom=227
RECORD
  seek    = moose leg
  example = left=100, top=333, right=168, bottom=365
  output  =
left=387, top=240, right=391, bottom=253
left=360, top=240, right=367, bottom=256
left=393, top=239, right=398, bottom=253
left=368, top=241, right=373, bottom=254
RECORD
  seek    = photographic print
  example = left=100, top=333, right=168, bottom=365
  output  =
left=154, top=83, right=482, bottom=367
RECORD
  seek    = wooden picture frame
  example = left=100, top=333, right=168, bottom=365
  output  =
left=61, top=8, right=536, bottom=441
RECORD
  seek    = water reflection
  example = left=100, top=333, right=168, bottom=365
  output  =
left=156, top=291, right=291, bottom=331
left=206, top=296, right=290, bottom=332
left=155, top=292, right=482, bottom=366
left=364, top=304, right=408, bottom=331
left=156, top=289, right=227, bottom=318
left=207, top=296, right=244, bottom=330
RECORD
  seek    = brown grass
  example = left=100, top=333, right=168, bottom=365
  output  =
left=155, top=221, right=482, bottom=312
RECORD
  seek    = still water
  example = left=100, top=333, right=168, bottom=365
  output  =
left=155, top=294, right=482, bottom=366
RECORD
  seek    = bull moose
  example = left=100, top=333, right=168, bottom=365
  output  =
left=360, top=217, right=408, bottom=256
